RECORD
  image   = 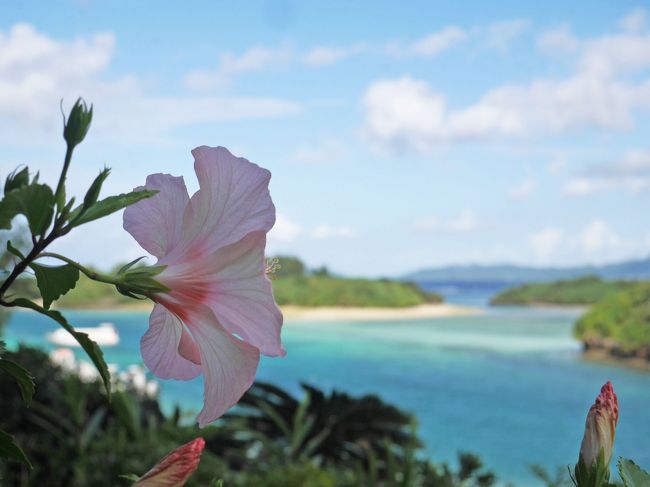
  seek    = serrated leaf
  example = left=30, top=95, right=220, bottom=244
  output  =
left=0, top=183, right=55, bottom=234
left=12, top=298, right=111, bottom=398
left=0, top=358, right=35, bottom=406
left=4, top=167, right=29, bottom=195
left=619, top=458, right=650, bottom=487
left=68, top=189, right=157, bottom=228
left=28, top=262, right=80, bottom=309
left=0, top=427, right=32, bottom=469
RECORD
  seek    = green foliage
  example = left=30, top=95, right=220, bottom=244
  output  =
left=0, top=346, right=498, bottom=486
left=67, top=189, right=158, bottom=228
left=28, top=262, right=80, bottom=309
left=575, top=282, right=650, bottom=352
left=273, top=275, right=441, bottom=308
left=57, top=272, right=134, bottom=308
left=0, top=357, right=35, bottom=406
left=4, top=167, right=30, bottom=195
left=0, top=183, right=55, bottom=235
left=274, top=255, right=306, bottom=278
left=0, top=428, right=32, bottom=470
left=13, top=299, right=111, bottom=398
left=491, top=276, right=635, bottom=306
left=619, top=458, right=650, bottom=487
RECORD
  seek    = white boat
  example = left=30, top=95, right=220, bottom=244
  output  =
left=47, top=322, right=120, bottom=347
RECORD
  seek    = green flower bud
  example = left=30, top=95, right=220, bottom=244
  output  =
left=63, top=98, right=93, bottom=148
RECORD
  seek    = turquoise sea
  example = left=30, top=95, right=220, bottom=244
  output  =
left=3, top=289, right=650, bottom=485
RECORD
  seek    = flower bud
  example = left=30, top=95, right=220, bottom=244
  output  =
left=63, top=98, right=93, bottom=148
left=132, top=438, right=205, bottom=486
left=579, top=381, right=619, bottom=470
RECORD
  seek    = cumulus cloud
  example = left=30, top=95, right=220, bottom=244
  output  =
left=564, top=149, right=650, bottom=195
left=0, top=24, right=301, bottom=145
left=363, top=13, right=650, bottom=154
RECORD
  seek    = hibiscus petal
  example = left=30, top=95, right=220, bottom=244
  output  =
left=133, top=437, right=205, bottom=487
left=123, top=173, right=189, bottom=258
left=173, top=146, right=275, bottom=258
left=187, top=305, right=260, bottom=427
left=202, top=231, right=284, bottom=357
left=141, top=305, right=202, bottom=380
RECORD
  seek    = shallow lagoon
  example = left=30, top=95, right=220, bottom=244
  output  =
left=4, top=305, right=650, bottom=485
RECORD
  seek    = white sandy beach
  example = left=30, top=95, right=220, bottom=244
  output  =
left=281, top=303, right=483, bottom=322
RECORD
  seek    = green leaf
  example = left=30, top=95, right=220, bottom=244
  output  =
left=0, top=183, right=55, bottom=235
left=12, top=298, right=111, bottom=398
left=6, top=240, right=25, bottom=259
left=28, top=262, right=80, bottom=309
left=83, top=167, right=110, bottom=209
left=0, top=427, right=32, bottom=469
left=4, top=167, right=29, bottom=195
left=68, top=189, right=157, bottom=227
left=0, top=358, right=35, bottom=406
left=619, top=458, right=650, bottom=487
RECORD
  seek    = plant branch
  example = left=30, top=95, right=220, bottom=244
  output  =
left=35, top=252, right=119, bottom=286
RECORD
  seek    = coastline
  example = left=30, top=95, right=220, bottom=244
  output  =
left=53, top=302, right=483, bottom=321
left=281, top=303, right=483, bottom=322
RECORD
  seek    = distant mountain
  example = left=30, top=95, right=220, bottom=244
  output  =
left=403, top=256, right=650, bottom=283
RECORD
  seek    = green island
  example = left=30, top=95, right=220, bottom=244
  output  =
left=490, top=276, right=634, bottom=306
left=493, top=276, right=650, bottom=366
left=18, top=256, right=442, bottom=309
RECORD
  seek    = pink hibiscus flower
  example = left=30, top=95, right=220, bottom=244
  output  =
left=124, top=146, right=284, bottom=426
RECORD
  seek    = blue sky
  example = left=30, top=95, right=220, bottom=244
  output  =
left=1, top=0, right=649, bottom=276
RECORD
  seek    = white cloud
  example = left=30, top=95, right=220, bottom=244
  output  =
left=184, top=44, right=292, bottom=92
left=0, top=24, right=301, bottom=145
left=269, top=214, right=303, bottom=242
left=529, top=227, right=564, bottom=261
left=310, top=224, right=357, bottom=239
left=290, top=139, right=348, bottom=164
left=564, top=149, right=650, bottom=195
left=387, top=27, right=467, bottom=58
left=484, top=19, right=528, bottom=51
left=619, top=9, right=647, bottom=34
left=508, top=179, right=536, bottom=199
left=303, top=43, right=367, bottom=66
left=580, top=220, right=621, bottom=252
left=527, top=220, right=649, bottom=265
left=364, top=15, right=650, bottom=154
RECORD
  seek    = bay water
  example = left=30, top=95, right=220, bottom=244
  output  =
left=3, top=287, right=650, bottom=485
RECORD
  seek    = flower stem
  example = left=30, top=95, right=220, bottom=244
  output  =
left=36, top=252, right=120, bottom=286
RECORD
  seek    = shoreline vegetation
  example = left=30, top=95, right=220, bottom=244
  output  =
left=493, top=277, right=650, bottom=368
left=16, top=256, right=480, bottom=320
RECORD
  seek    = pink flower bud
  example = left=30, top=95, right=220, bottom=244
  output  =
left=579, top=381, right=619, bottom=469
left=133, top=438, right=205, bottom=487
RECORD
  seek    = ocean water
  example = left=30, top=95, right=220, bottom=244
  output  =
left=3, top=303, right=650, bottom=485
